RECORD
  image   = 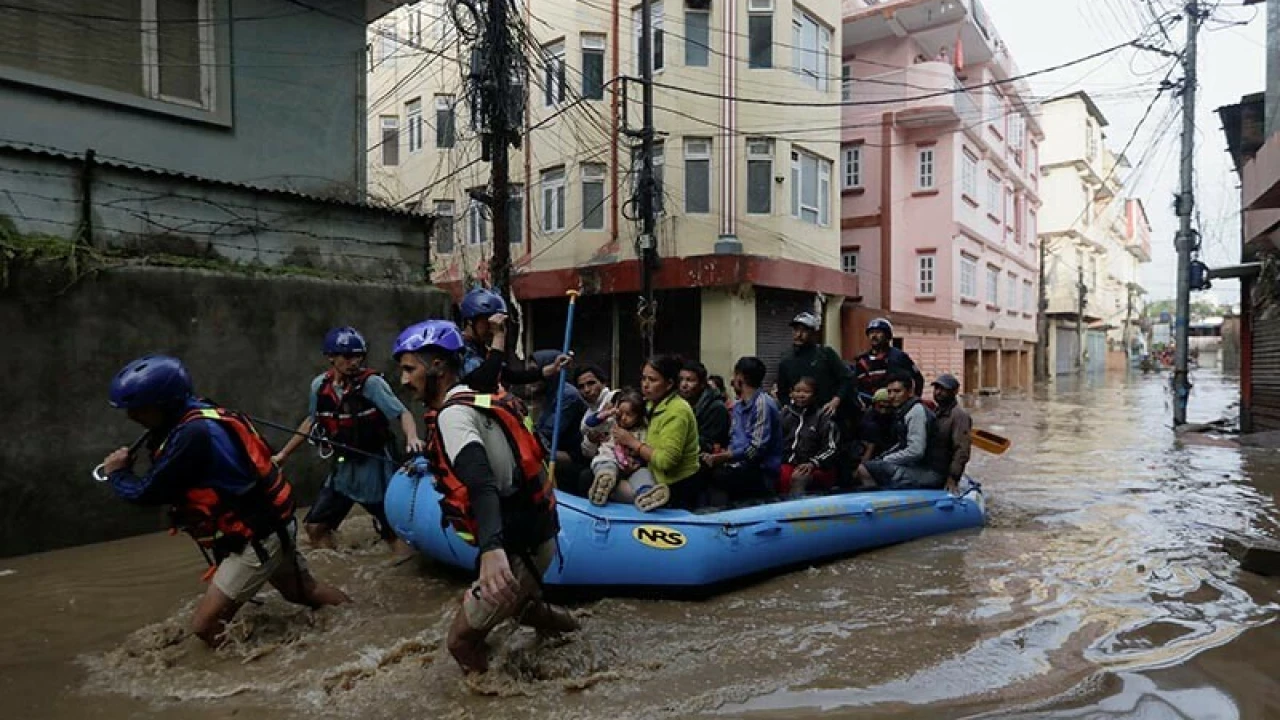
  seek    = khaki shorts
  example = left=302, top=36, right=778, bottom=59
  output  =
left=212, top=522, right=310, bottom=605
left=462, top=541, right=554, bottom=632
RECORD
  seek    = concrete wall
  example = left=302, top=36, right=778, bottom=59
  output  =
left=0, top=265, right=449, bottom=558
left=0, top=148, right=433, bottom=283
left=0, top=0, right=366, bottom=196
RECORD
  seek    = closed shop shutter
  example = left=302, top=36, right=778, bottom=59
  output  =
left=1253, top=306, right=1280, bottom=431
left=1086, top=330, right=1107, bottom=373
left=529, top=294, right=613, bottom=383
left=1054, top=327, right=1077, bottom=375
left=755, top=288, right=818, bottom=389
left=617, top=288, right=702, bottom=387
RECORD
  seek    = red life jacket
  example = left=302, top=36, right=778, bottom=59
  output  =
left=314, top=368, right=392, bottom=458
left=160, top=406, right=297, bottom=560
left=422, top=389, right=554, bottom=546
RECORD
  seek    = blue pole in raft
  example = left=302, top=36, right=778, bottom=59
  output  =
left=547, top=289, right=580, bottom=485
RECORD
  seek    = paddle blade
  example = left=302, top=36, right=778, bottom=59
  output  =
left=971, top=428, right=1011, bottom=455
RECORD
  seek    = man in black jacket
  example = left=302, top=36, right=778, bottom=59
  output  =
left=776, top=312, right=853, bottom=418
left=679, top=360, right=730, bottom=454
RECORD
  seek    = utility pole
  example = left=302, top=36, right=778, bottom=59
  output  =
left=637, top=0, right=658, bottom=358
left=1173, top=1, right=1200, bottom=426
left=473, top=0, right=522, bottom=315
left=1077, top=260, right=1087, bottom=373
left=1035, top=238, right=1050, bottom=381
left=1123, top=284, right=1135, bottom=363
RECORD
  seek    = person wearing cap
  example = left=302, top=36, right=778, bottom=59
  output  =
left=271, top=326, right=422, bottom=554
left=775, top=311, right=853, bottom=418
left=858, top=387, right=897, bottom=464
left=852, top=318, right=925, bottom=403
left=930, top=373, right=972, bottom=494
left=457, top=287, right=570, bottom=394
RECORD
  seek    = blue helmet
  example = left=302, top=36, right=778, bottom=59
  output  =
left=393, top=320, right=466, bottom=360
left=459, top=287, right=507, bottom=321
left=323, top=326, right=367, bottom=355
left=109, top=355, right=193, bottom=409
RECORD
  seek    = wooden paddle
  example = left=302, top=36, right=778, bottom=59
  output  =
left=971, top=428, right=1011, bottom=455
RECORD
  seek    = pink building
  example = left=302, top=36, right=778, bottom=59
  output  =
left=839, top=0, right=1042, bottom=395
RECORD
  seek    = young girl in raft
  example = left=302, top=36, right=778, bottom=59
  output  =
left=587, top=390, right=656, bottom=507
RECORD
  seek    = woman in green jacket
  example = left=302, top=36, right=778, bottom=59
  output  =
left=609, top=354, right=703, bottom=511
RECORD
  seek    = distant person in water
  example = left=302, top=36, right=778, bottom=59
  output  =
left=101, top=355, right=348, bottom=648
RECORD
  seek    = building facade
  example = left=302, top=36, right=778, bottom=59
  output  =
left=1038, top=92, right=1152, bottom=376
left=840, top=0, right=1041, bottom=395
left=1221, top=0, right=1280, bottom=432
left=368, top=0, right=853, bottom=385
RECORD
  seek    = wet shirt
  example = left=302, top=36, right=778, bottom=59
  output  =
left=109, top=399, right=259, bottom=505
left=308, top=372, right=406, bottom=505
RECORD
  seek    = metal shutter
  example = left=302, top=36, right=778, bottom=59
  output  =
left=1253, top=305, right=1280, bottom=431
left=755, top=288, right=817, bottom=390
left=1054, top=327, right=1077, bottom=375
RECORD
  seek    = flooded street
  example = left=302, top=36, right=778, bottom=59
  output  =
left=3, top=369, right=1279, bottom=719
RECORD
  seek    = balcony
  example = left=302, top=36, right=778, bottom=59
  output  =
left=848, top=62, right=980, bottom=127
left=1125, top=233, right=1152, bottom=262
left=844, top=0, right=1000, bottom=68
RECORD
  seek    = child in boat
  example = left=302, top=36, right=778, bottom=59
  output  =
left=587, top=390, right=655, bottom=506
left=778, top=376, right=840, bottom=497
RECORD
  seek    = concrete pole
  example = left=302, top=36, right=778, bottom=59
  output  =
left=1173, top=2, right=1200, bottom=425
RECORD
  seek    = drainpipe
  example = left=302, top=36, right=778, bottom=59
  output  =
left=880, top=112, right=893, bottom=308
left=714, top=1, right=740, bottom=254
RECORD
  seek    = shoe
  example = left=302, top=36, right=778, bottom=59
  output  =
left=519, top=600, right=580, bottom=636
left=446, top=607, right=490, bottom=674
left=634, top=484, right=670, bottom=512
left=588, top=471, right=617, bottom=506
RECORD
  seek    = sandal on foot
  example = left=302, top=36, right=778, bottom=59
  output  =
left=634, top=484, right=670, bottom=512
left=588, top=472, right=618, bottom=506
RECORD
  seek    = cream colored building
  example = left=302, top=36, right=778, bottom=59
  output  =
left=1038, top=92, right=1151, bottom=375
left=367, top=0, right=851, bottom=384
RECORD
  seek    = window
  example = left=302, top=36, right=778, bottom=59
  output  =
left=434, top=200, right=455, bottom=254
left=1023, top=280, right=1034, bottom=313
left=408, top=7, right=425, bottom=45
left=841, top=145, right=863, bottom=190
left=1013, top=193, right=1023, bottom=243
left=375, top=19, right=397, bottom=64
left=467, top=197, right=488, bottom=245
left=961, top=150, right=978, bottom=199
left=0, top=0, right=223, bottom=110
left=986, top=172, right=1001, bottom=215
left=582, top=163, right=606, bottom=230
left=792, top=11, right=831, bottom=92
left=1086, top=122, right=1097, bottom=161
left=790, top=148, right=831, bottom=226
left=631, top=141, right=666, bottom=214
left=1006, top=273, right=1017, bottom=310
left=1005, top=188, right=1014, bottom=229
left=1029, top=209, right=1038, bottom=241
left=685, top=2, right=710, bottom=67
left=917, top=253, right=936, bottom=296
left=581, top=34, right=606, bottom=100
left=747, top=138, right=774, bottom=214
left=541, top=167, right=566, bottom=232
left=986, top=89, right=1001, bottom=130
left=986, top=265, right=1000, bottom=305
left=685, top=138, right=712, bottom=214
left=917, top=147, right=936, bottom=190
left=633, top=2, right=665, bottom=73
left=435, top=95, right=455, bottom=148
left=842, top=250, right=859, bottom=274
left=960, top=254, right=977, bottom=299
left=434, top=3, right=455, bottom=44
left=406, top=98, right=423, bottom=153
left=842, top=64, right=852, bottom=101
left=380, top=116, right=400, bottom=166
left=544, top=41, right=566, bottom=106
left=748, top=1, right=773, bottom=69
left=1009, top=113, right=1025, bottom=163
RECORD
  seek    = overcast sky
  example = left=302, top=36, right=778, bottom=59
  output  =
left=982, top=0, right=1266, bottom=309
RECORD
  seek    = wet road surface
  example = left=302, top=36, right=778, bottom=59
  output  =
left=2, top=369, right=1278, bottom=719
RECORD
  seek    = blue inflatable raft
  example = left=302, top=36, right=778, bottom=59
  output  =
left=385, top=463, right=985, bottom=591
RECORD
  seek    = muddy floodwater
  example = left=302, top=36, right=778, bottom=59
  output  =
left=3, top=370, right=1279, bottom=719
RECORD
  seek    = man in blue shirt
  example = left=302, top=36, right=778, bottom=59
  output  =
left=271, top=327, right=423, bottom=554
left=101, top=355, right=347, bottom=647
left=700, top=356, right=782, bottom=505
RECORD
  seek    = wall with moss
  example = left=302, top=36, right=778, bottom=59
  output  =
left=0, top=249, right=449, bottom=557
